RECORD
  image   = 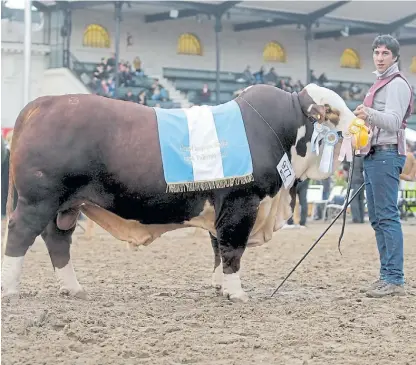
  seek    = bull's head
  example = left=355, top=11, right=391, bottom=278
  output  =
left=295, top=83, right=369, bottom=180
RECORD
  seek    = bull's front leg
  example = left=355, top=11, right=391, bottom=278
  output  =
left=209, top=233, right=223, bottom=289
left=215, top=195, right=259, bottom=303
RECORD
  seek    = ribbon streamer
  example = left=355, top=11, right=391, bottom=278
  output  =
left=319, top=131, right=339, bottom=173
left=311, top=123, right=329, bottom=155
left=338, top=132, right=353, bottom=162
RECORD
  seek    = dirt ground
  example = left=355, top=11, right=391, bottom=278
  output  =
left=1, top=219, right=416, bottom=365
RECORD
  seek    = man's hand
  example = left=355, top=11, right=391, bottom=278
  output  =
left=353, top=104, right=370, bottom=121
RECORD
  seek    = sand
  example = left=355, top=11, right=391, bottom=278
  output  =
left=2, top=220, right=416, bottom=365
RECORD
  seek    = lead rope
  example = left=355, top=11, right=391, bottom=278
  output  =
left=270, top=178, right=365, bottom=297
left=337, top=150, right=356, bottom=255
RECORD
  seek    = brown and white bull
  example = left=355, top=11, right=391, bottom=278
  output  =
left=1, top=83, right=359, bottom=302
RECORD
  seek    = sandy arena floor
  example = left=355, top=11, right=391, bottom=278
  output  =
left=1, top=219, right=416, bottom=365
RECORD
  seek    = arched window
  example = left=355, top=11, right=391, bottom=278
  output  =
left=410, top=56, right=416, bottom=74
left=263, top=41, right=286, bottom=63
left=83, top=24, right=111, bottom=48
left=340, top=48, right=361, bottom=69
left=177, top=33, right=202, bottom=56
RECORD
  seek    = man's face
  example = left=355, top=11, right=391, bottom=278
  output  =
left=373, top=45, right=396, bottom=73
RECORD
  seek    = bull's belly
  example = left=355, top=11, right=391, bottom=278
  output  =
left=79, top=189, right=294, bottom=249
left=79, top=193, right=214, bottom=247
left=108, top=193, right=212, bottom=225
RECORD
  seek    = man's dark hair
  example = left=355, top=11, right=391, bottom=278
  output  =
left=372, top=34, right=400, bottom=60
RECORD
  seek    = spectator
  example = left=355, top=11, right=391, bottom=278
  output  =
left=137, top=90, right=147, bottom=105
left=253, top=66, right=265, bottom=84
left=264, top=67, right=278, bottom=86
left=122, top=89, right=135, bottom=102
left=199, top=83, right=211, bottom=103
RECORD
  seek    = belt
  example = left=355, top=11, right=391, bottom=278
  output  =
left=369, top=144, right=398, bottom=154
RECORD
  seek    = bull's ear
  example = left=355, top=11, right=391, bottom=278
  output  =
left=307, top=104, right=326, bottom=123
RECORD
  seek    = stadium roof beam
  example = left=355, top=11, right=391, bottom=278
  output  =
left=397, top=37, right=416, bottom=46
left=144, top=1, right=242, bottom=23
left=233, top=1, right=349, bottom=32
left=313, top=12, right=416, bottom=40
left=32, top=1, right=51, bottom=13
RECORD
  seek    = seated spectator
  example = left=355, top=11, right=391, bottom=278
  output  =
left=119, top=63, right=133, bottom=87
left=107, top=53, right=116, bottom=67
left=237, top=65, right=255, bottom=84
left=121, top=89, right=135, bottom=102
left=199, top=83, right=211, bottom=103
left=310, top=69, right=318, bottom=83
left=138, top=90, right=147, bottom=106
left=107, top=77, right=115, bottom=97
left=253, top=66, right=265, bottom=84
left=151, top=85, right=169, bottom=101
left=318, top=72, right=329, bottom=85
left=264, top=67, right=278, bottom=86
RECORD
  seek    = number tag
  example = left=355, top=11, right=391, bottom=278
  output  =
left=277, top=153, right=295, bottom=189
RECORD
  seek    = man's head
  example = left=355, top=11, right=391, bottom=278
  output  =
left=372, top=34, right=400, bottom=73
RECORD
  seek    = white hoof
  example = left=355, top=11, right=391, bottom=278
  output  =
left=223, top=289, right=249, bottom=303
left=59, top=286, right=87, bottom=300
left=1, top=255, right=24, bottom=299
left=222, top=271, right=249, bottom=302
left=211, top=264, right=223, bottom=289
left=55, top=260, right=85, bottom=299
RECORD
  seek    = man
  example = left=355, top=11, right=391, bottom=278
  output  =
left=353, top=35, right=413, bottom=298
left=283, top=178, right=309, bottom=229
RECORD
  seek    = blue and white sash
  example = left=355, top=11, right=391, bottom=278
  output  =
left=154, top=100, right=254, bottom=193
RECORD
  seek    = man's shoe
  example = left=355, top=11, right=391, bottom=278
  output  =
left=359, top=279, right=385, bottom=293
left=366, top=282, right=406, bottom=298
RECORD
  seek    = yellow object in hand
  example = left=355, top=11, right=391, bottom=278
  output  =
left=348, top=118, right=369, bottom=150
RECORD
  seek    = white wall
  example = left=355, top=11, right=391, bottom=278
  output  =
left=69, top=8, right=416, bottom=85
left=1, top=45, right=50, bottom=128
left=39, top=68, right=90, bottom=96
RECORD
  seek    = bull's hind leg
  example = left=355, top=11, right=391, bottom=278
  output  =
left=2, top=199, right=57, bottom=297
left=215, top=194, right=260, bottom=303
left=41, top=212, right=86, bottom=299
left=210, top=233, right=223, bottom=289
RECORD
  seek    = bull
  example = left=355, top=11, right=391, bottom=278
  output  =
left=1, top=83, right=359, bottom=302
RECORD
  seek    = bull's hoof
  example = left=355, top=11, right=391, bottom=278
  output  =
left=59, top=287, right=88, bottom=300
left=222, top=290, right=249, bottom=303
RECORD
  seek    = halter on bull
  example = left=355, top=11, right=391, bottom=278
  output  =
left=1, top=83, right=369, bottom=303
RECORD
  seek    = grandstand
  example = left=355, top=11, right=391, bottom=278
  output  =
left=1, top=0, right=416, bottom=130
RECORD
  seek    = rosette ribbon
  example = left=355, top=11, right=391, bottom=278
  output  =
left=338, top=132, right=353, bottom=162
left=319, top=131, right=339, bottom=173
left=348, top=118, right=370, bottom=152
left=311, top=123, right=330, bottom=155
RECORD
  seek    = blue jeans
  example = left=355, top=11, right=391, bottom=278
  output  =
left=363, top=148, right=406, bottom=285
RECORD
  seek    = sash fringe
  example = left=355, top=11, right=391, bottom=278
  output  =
left=166, top=174, right=255, bottom=193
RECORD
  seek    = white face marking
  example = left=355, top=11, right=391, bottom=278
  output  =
left=1, top=255, right=25, bottom=296
left=222, top=271, right=249, bottom=302
left=211, top=263, right=223, bottom=289
left=292, top=84, right=356, bottom=179
left=54, top=260, right=85, bottom=297
left=304, top=83, right=355, bottom=135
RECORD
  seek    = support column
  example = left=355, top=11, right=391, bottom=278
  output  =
left=114, top=1, right=123, bottom=99
left=62, top=8, right=72, bottom=68
left=304, top=23, right=312, bottom=85
left=214, top=14, right=222, bottom=105
left=23, top=0, right=32, bottom=107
